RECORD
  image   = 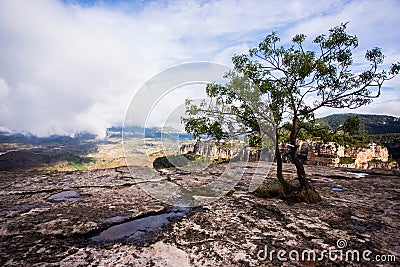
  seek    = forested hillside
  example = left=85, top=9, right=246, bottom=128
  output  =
left=317, top=114, right=400, bottom=134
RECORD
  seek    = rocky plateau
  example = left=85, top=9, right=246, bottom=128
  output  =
left=0, top=163, right=399, bottom=266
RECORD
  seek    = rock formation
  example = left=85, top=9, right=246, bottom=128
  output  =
left=179, top=142, right=274, bottom=162
left=302, top=141, right=396, bottom=169
left=179, top=142, right=233, bottom=160
left=180, top=141, right=398, bottom=170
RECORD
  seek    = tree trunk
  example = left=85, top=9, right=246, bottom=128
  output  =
left=275, top=131, right=293, bottom=193
left=289, top=116, right=310, bottom=190
left=289, top=146, right=310, bottom=189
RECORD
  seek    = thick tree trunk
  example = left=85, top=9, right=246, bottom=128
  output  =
left=289, top=145, right=310, bottom=189
left=290, top=116, right=310, bottom=190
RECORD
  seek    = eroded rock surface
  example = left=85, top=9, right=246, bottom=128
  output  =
left=0, top=164, right=399, bottom=266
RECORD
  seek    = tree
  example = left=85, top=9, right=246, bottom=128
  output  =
left=183, top=23, right=400, bottom=202
left=342, top=116, right=361, bottom=135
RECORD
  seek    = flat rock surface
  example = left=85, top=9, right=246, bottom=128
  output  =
left=0, top=163, right=399, bottom=266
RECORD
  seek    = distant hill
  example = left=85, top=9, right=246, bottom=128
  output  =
left=0, top=150, right=93, bottom=171
left=0, top=131, right=96, bottom=144
left=0, top=151, right=45, bottom=171
left=108, top=126, right=193, bottom=140
left=316, top=114, right=400, bottom=134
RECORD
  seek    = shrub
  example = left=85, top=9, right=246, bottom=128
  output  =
left=153, top=152, right=212, bottom=169
left=339, top=156, right=355, bottom=164
left=368, top=158, right=383, bottom=164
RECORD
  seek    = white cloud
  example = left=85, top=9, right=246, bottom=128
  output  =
left=0, top=78, right=9, bottom=99
left=0, top=0, right=398, bottom=137
left=213, top=44, right=250, bottom=66
left=315, top=89, right=400, bottom=118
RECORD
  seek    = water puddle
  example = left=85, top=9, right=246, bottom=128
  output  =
left=346, top=172, right=369, bottom=178
left=347, top=221, right=377, bottom=231
left=55, top=180, right=70, bottom=186
left=91, top=207, right=194, bottom=244
left=46, top=190, right=87, bottom=202
left=331, top=187, right=343, bottom=191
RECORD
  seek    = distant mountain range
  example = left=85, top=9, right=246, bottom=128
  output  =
left=316, top=114, right=400, bottom=135
left=1, top=115, right=400, bottom=170
left=108, top=126, right=193, bottom=140
left=0, top=131, right=97, bottom=145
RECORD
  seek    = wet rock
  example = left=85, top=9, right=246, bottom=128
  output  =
left=100, top=214, right=131, bottom=224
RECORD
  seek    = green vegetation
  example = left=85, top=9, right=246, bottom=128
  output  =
left=368, top=158, right=383, bottom=164
left=153, top=152, right=212, bottom=169
left=339, top=157, right=355, bottom=164
left=388, top=155, right=397, bottom=163
left=213, top=157, right=230, bottom=164
left=226, top=189, right=235, bottom=198
left=317, top=114, right=400, bottom=135
left=306, top=125, right=400, bottom=146
left=253, top=180, right=284, bottom=199
left=369, top=133, right=400, bottom=143
left=67, top=160, right=87, bottom=171
left=342, top=116, right=361, bottom=135
left=253, top=180, right=321, bottom=203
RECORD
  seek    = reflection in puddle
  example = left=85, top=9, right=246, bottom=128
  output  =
left=46, top=190, right=87, bottom=202
left=91, top=208, right=193, bottom=244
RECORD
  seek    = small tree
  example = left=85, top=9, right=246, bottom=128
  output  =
left=183, top=23, right=399, bottom=202
left=342, top=116, right=361, bottom=135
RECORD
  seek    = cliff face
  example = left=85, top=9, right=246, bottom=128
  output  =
left=302, top=141, right=396, bottom=169
left=179, top=142, right=233, bottom=160
left=179, top=142, right=273, bottom=162
left=385, top=142, right=400, bottom=164
left=180, top=141, right=398, bottom=170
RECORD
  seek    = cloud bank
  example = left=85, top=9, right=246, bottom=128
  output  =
left=0, top=0, right=399, bottom=137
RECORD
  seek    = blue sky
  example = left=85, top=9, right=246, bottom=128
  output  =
left=0, top=0, right=399, bottom=137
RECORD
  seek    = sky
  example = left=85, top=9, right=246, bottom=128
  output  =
left=0, top=0, right=399, bottom=137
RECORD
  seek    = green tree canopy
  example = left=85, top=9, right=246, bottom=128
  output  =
left=342, top=116, right=361, bottom=135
